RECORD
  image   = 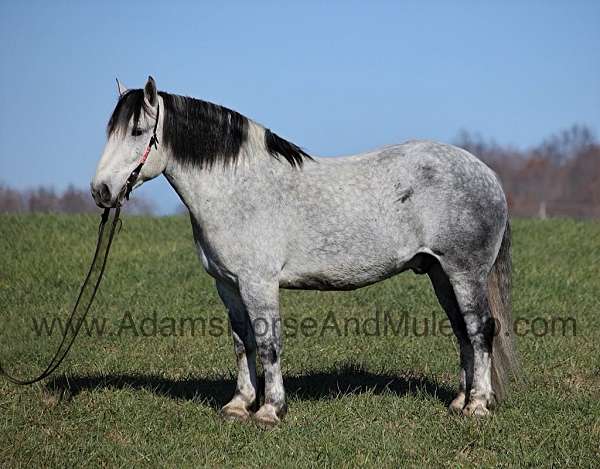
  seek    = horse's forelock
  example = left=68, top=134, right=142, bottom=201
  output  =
left=106, top=89, right=144, bottom=137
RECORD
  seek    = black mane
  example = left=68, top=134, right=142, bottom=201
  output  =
left=264, top=128, right=312, bottom=168
left=107, top=89, right=312, bottom=168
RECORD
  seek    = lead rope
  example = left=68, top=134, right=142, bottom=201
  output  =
left=0, top=207, right=119, bottom=385
left=0, top=104, right=159, bottom=385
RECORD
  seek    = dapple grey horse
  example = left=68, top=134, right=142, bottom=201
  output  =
left=92, top=76, right=518, bottom=427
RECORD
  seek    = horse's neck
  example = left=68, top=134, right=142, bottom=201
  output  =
left=162, top=138, right=291, bottom=225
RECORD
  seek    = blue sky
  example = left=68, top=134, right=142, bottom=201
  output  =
left=1, top=1, right=598, bottom=213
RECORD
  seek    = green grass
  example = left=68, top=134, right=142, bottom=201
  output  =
left=1, top=214, right=599, bottom=467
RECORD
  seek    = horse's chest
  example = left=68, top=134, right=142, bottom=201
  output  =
left=195, top=243, right=214, bottom=274
left=190, top=221, right=238, bottom=282
left=194, top=240, right=235, bottom=281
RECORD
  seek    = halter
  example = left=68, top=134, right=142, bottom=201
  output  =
left=121, top=102, right=160, bottom=203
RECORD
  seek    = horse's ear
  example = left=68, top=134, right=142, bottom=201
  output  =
left=116, top=78, right=127, bottom=97
left=144, top=76, right=158, bottom=107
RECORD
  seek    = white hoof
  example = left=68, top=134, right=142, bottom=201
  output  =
left=462, top=400, right=491, bottom=417
left=448, top=392, right=466, bottom=414
left=253, top=403, right=285, bottom=429
left=220, top=398, right=252, bottom=422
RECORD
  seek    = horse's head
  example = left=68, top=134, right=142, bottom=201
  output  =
left=91, top=76, right=168, bottom=208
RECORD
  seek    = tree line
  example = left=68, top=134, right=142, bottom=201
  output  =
left=455, top=124, right=599, bottom=218
left=0, top=184, right=155, bottom=215
left=1, top=124, right=598, bottom=218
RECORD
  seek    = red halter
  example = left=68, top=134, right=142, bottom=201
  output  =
left=122, top=103, right=160, bottom=203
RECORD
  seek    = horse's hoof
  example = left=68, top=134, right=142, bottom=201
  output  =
left=253, top=404, right=282, bottom=429
left=448, top=392, right=466, bottom=414
left=462, top=401, right=491, bottom=417
left=219, top=404, right=251, bottom=422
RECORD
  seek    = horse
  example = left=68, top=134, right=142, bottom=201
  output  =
left=92, top=76, right=518, bottom=427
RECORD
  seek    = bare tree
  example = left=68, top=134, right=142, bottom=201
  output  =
left=27, top=187, right=59, bottom=213
left=0, top=184, right=25, bottom=213
left=59, top=184, right=97, bottom=214
left=454, top=125, right=599, bottom=218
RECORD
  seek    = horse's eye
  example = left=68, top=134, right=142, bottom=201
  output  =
left=131, top=128, right=144, bottom=137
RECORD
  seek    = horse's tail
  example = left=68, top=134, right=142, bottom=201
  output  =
left=487, top=219, right=519, bottom=402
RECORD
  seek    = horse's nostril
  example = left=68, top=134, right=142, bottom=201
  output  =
left=99, top=183, right=111, bottom=204
left=92, top=182, right=112, bottom=206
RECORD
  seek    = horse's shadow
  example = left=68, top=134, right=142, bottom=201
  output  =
left=45, top=365, right=454, bottom=409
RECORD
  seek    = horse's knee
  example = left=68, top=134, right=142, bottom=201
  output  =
left=256, top=339, right=281, bottom=365
left=231, top=328, right=255, bottom=357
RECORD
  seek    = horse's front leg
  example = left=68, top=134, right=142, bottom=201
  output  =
left=238, top=279, right=286, bottom=428
left=216, top=281, right=258, bottom=421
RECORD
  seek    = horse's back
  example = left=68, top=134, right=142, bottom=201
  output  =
left=279, top=140, right=506, bottom=290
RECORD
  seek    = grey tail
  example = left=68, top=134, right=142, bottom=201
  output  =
left=487, top=219, right=520, bottom=401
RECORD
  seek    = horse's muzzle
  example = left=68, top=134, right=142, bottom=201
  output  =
left=91, top=182, right=113, bottom=208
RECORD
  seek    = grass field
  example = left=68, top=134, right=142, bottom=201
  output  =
left=1, top=214, right=599, bottom=467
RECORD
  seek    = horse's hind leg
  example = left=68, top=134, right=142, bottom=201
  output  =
left=447, top=271, right=496, bottom=416
left=428, top=263, right=472, bottom=413
left=216, top=280, right=258, bottom=422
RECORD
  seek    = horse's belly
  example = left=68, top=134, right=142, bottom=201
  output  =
left=279, top=224, right=423, bottom=290
left=279, top=257, right=411, bottom=291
